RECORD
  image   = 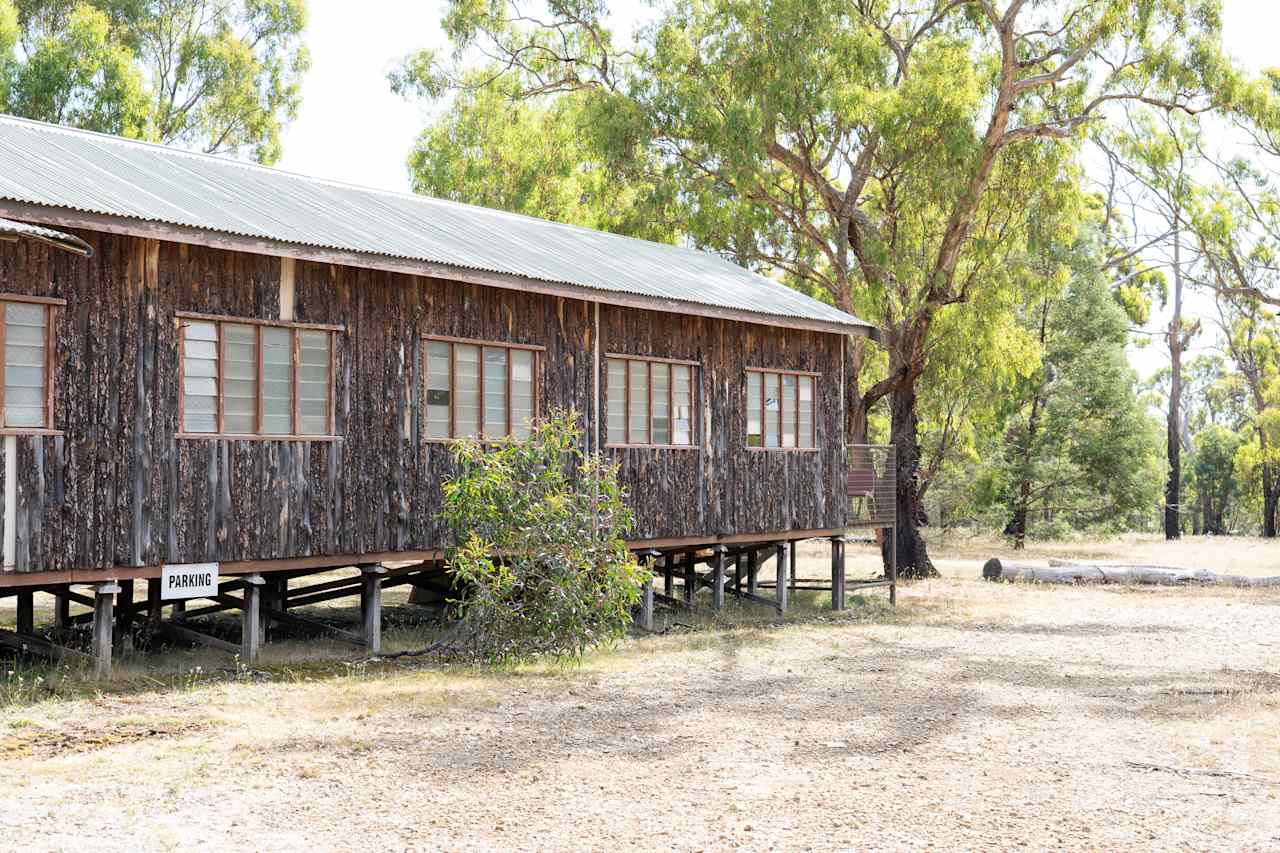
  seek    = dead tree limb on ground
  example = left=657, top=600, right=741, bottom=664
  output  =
left=982, top=558, right=1280, bottom=587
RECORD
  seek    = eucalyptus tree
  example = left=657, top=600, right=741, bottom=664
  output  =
left=0, top=0, right=309, bottom=162
left=401, top=0, right=1238, bottom=575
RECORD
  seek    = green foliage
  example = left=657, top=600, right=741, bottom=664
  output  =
left=1190, top=424, right=1240, bottom=534
left=439, top=409, right=647, bottom=663
left=402, top=83, right=676, bottom=244
left=972, top=240, right=1165, bottom=538
left=0, top=0, right=309, bottom=162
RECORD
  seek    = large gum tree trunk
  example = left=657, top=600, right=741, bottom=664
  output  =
left=1164, top=228, right=1183, bottom=540
left=884, top=380, right=938, bottom=578
left=1263, top=465, right=1279, bottom=538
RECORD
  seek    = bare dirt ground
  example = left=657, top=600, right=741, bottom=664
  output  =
left=1, top=535, right=1279, bottom=852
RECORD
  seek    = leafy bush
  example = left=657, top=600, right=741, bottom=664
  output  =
left=440, top=409, right=647, bottom=663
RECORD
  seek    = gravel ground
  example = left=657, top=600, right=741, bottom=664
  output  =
left=1, top=540, right=1278, bottom=852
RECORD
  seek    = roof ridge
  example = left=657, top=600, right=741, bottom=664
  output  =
left=0, top=113, right=693, bottom=252
left=0, top=113, right=872, bottom=332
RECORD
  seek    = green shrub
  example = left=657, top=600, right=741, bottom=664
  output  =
left=440, top=408, right=647, bottom=663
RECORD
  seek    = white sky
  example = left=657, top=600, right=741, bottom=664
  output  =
left=275, top=1, right=1279, bottom=378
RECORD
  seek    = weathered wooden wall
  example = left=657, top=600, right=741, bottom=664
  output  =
left=598, top=305, right=846, bottom=541
left=0, top=227, right=844, bottom=577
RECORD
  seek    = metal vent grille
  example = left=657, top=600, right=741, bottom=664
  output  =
left=847, top=444, right=896, bottom=527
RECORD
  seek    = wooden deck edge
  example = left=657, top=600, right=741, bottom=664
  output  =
left=0, top=529, right=846, bottom=589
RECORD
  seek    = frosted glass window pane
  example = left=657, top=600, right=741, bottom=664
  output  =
left=781, top=374, right=797, bottom=448
left=764, top=373, right=780, bottom=448
left=298, top=330, right=330, bottom=435
left=454, top=344, right=480, bottom=438
left=261, top=327, right=292, bottom=435
left=606, top=359, right=626, bottom=444
left=799, top=376, right=814, bottom=448
left=223, top=324, right=256, bottom=433
left=483, top=347, right=508, bottom=437
left=181, top=320, right=217, bottom=433
left=673, top=364, right=692, bottom=445
left=651, top=363, right=670, bottom=445
left=510, top=350, right=534, bottom=440
left=426, top=341, right=451, bottom=438
left=6, top=286, right=46, bottom=427
left=746, top=371, right=762, bottom=447
left=628, top=361, right=648, bottom=443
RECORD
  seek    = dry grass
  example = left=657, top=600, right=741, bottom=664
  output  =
left=1, top=536, right=1279, bottom=850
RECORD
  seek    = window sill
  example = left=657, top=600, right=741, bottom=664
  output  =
left=0, top=428, right=63, bottom=437
left=746, top=446, right=820, bottom=453
left=606, top=443, right=700, bottom=451
left=176, top=433, right=343, bottom=442
left=423, top=436, right=529, bottom=445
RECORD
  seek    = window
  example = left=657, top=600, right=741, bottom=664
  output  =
left=746, top=369, right=816, bottom=449
left=179, top=312, right=339, bottom=438
left=606, top=356, right=695, bottom=447
left=424, top=337, right=539, bottom=440
left=0, top=296, right=61, bottom=431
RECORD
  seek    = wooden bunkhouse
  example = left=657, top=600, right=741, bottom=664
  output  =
left=0, top=115, right=889, bottom=674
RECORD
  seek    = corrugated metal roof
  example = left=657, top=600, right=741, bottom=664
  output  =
left=0, top=216, right=93, bottom=256
left=0, top=114, right=872, bottom=333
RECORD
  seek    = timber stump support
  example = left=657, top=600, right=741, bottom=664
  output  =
left=663, top=554, right=674, bottom=599
left=747, top=549, right=759, bottom=596
left=241, top=575, right=266, bottom=664
left=634, top=549, right=659, bottom=631
left=711, top=545, right=727, bottom=611
left=775, top=543, right=788, bottom=614
left=147, top=579, right=162, bottom=627
left=789, top=540, right=798, bottom=596
left=683, top=549, right=696, bottom=606
left=92, top=583, right=121, bottom=679
left=16, top=591, right=33, bottom=636
left=359, top=565, right=386, bottom=654
left=115, top=580, right=135, bottom=654
left=54, top=590, right=70, bottom=630
left=830, top=536, right=846, bottom=611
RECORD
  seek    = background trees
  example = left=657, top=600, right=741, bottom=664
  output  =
left=0, top=0, right=309, bottom=162
left=397, top=0, right=1239, bottom=572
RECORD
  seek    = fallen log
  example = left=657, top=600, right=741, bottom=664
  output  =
left=982, top=558, right=1280, bottom=587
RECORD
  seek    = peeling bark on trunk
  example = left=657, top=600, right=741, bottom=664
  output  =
left=884, top=380, right=937, bottom=578
left=1164, top=229, right=1183, bottom=540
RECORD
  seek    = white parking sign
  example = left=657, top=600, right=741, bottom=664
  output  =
left=160, top=563, right=219, bottom=600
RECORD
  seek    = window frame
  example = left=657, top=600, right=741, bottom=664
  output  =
left=0, top=293, right=64, bottom=436
left=421, top=334, right=543, bottom=442
left=605, top=353, right=700, bottom=450
left=176, top=311, right=342, bottom=441
left=745, top=367, right=819, bottom=452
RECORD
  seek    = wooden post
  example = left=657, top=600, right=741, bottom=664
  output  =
left=733, top=553, right=742, bottom=593
left=261, top=576, right=286, bottom=639
left=711, top=545, right=726, bottom=611
left=241, top=574, right=265, bottom=664
left=115, top=580, right=134, bottom=654
left=15, top=591, right=33, bottom=636
left=171, top=599, right=186, bottom=621
left=775, top=542, right=788, bottom=614
left=683, top=549, right=696, bottom=606
left=889, top=525, right=898, bottom=607
left=147, top=578, right=163, bottom=627
left=663, top=553, right=674, bottom=598
left=360, top=565, right=386, bottom=654
left=789, top=540, right=798, bottom=595
left=830, top=535, right=846, bottom=611
left=635, top=550, right=658, bottom=631
left=747, top=549, right=758, bottom=596
left=54, top=590, right=70, bottom=630
left=92, top=583, right=120, bottom=679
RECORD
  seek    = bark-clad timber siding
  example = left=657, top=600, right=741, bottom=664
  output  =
left=0, top=228, right=845, bottom=576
